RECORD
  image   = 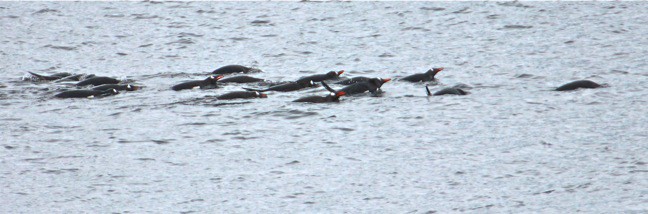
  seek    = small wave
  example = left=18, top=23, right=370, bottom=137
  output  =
left=420, top=7, right=445, bottom=11
left=452, top=7, right=471, bottom=14
left=166, top=38, right=194, bottom=45
left=44, top=45, right=77, bottom=51
left=251, top=20, right=271, bottom=25
left=132, top=14, right=159, bottom=19
left=178, top=32, right=203, bottom=38
left=34, top=9, right=59, bottom=14
left=503, top=25, right=533, bottom=29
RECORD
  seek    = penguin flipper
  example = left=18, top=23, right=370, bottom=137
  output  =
left=242, top=87, right=264, bottom=92
left=28, top=72, right=44, bottom=78
left=28, top=72, right=53, bottom=80
left=425, top=85, right=432, bottom=96
left=321, top=81, right=336, bottom=93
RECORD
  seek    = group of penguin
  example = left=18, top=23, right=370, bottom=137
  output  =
left=27, top=64, right=606, bottom=103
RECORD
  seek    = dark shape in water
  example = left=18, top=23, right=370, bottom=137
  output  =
left=76, top=76, right=120, bottom=86
left=28, top=72, right=73, bottom=81
left=294, top=91, right=346, bottom=103
left=217, top=91, right=267, bottom=100
left=426, top=85, right=468, bottom=96
left=296, top=70, right=344, bottom=84
left=211, top=65, right=261, bottom=75
left=555, top=80, right=603, bottom=91
left=55, top=89, right=119, bottom=98
left=337, top=78, right=391, bottom=95
left=243, top=80, right=315, bottom=92
left=334, top=76, right=372, bottom=85
left=93, top=84, right=140, bottom=91
left=400, top=67, right=444, bottom=82
left=219, top=75, right=265, bottom=83
left=172, top=75, right=224, bottom=91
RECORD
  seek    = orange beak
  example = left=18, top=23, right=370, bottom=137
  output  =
left=337, top=70, right=345, bottom=75
left=382, top=78, right=392, bottom=83
left=336, top=91, right=346, bottom=97
left=259, top=93, right=268, bottom=98
left=436, top=67, right=444, bottom=72
left=215, top=75, right=224, bottom=80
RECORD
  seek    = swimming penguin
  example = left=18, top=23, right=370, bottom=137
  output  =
left=426, top=85, right=468, bottom=96
left=293, top=91, right=347, bottom=103
left=243, top=80, right=315, bottom=92
left=400, top=67, right=444, bottom=82
left=55, top=89, right=119, bottom=98
left=172, top=75, right=224, bottom=91
left=334, top=76, right=372, bottom=85
left=92, top=84, right=140, bottom=91
left=296, top=70, right=344, bottom=83
left=28, top=72, right=74, bottom=81
left=211, top=65, right=261, bottom=75
left=216, top=91, right=268, bottom=100
left=335, top=78, right=391, bottom=95
left=218, top=75, right=265, bottom=83
left=555, top=80, right=604, bottom=91
left=76, top=76, right=120, bottom=86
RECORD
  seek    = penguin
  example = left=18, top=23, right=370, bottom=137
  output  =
left=555, top=80, right=604, bottom=91
left=296, top=70, right=344, bottom=83
left=211, top=65, right=261, bottom=75
left=335, top=78, right=391, bottom=95
left=334, top=76, right=372, bottom=85
left=55, top=89, right=119, bottom=98
left=28, top=72, right=74, bottom=81
left=218, top=75, right=265, bottom=83
left=426, top=85, right=468, bottom=96
left=216, top=91, right=268, bottom=100
left=243, top=80, right=315, bottom=92
left=92, top=84, right=140, bottom=91
left=172, top=75, right=224, bottom=91
left=400, top=67, right=444, bottom=82
left=76, top=76, right=120, bottom=86
left=293, top=91, right=347, bottom=103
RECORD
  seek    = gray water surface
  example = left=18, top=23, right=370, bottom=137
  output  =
left=1, top=2, right=647, bottom=213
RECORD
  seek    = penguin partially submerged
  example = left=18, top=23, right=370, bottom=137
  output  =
left=293, top=91, right=347, bottom=103
left=401, top=67, right=444, bottom=82
left=426, top=85, right=468, bottom=96
left=243, top=80, right=315, bottom=92
left=216, top=91, right=268, bottom=100
left=55, top=89, right=119, bottom=99
left=555, top=80, right=605, bottom=91
left=172, top=75, right=224, bottom=91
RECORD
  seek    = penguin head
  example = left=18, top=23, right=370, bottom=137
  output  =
left=326, top=70, right=345, bottom=78
left=125, top=84, right=140, bottom=91
left=256, top=91, right=268, bottom=98
left=206, top=75, right=224, bottom=83
left=427, top=67, right=444, bottom=77
left=370, top=78, right=391, bottom=87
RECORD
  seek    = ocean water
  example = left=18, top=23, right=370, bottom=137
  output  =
left=1, top=1, right=646, bottom=213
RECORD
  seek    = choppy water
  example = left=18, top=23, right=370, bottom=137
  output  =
left=1, top=1, right=647, bottom=213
